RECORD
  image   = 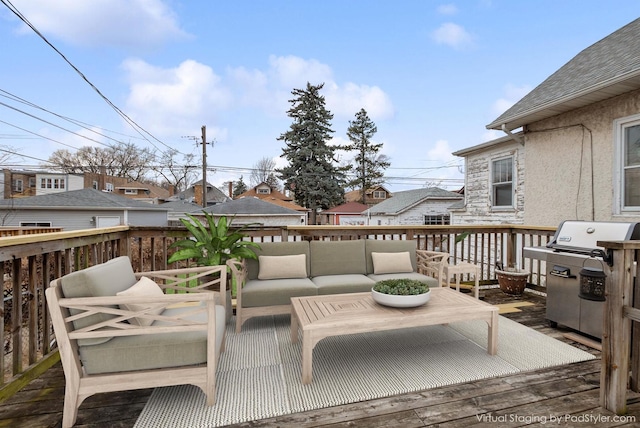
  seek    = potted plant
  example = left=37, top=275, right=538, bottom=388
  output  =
left=495, top=263, right=530, bottom=296
left=371, top=278, right=431, bottom=308
left=168, top=211, right=261, bottom=319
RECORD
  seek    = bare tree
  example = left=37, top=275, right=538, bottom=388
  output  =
left=47, top=142, right=155, bottom=181
left=250, top=157, right=279, bottom=189
left=151, top=149, right=200, bottom=192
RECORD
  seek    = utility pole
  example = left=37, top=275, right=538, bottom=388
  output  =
left=200, top=125, right=207, bottom=208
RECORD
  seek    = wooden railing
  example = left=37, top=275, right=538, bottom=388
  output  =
left=0, top=224, right=555, bottom=389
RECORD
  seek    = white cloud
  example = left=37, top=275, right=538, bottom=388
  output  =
left=437, top=4, right=459, bottom=15
left=122, top=59, right=231, bottom=138
left=491, top=83, right=532, bottom=116
left=324, top=82, right=394, bottom=120
left=10, top=0, right=189, bottom=49
left=432, top=22, right=472, bottom=49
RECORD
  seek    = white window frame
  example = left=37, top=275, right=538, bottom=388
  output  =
left=424, top=214, right=450, bottom=225
left=614, top=113, right=640, bottom=214
left=490, top=156, right=515, bottom=209
left=105, top=183, right=114, bottom=192
left=12, top=179, right=23, bottom=192
left=373, top=190, right=387, bottom=199
left=124, top=189, right=138, bottom=195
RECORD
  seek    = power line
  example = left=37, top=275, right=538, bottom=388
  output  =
left=0, top=0, right=185, bottom=158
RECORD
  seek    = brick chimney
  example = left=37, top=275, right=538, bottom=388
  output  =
left=193, top=184, right=203, bottom=206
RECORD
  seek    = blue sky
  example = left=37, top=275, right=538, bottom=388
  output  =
left=1, top=1, right=638, bottom=193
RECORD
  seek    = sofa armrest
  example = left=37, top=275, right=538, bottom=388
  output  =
left=226, top=259, right=247, bottom=308
left=416, top=250, right=449, bottom=287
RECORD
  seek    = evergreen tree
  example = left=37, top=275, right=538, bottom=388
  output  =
left=232, top=175, right=248, bottom=198
left=343, top=108, right=390, bottom=203
left=277, top=82, right=346, bottom=224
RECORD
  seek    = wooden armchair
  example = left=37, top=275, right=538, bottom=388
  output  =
left=46, top=256, right=227, bottom=428
left=415, top=250, right=449, bottom=287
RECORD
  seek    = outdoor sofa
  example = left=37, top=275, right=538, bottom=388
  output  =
left=228, top=238, right=448, bottom=332
left=46, top=256, right=227, bottom=428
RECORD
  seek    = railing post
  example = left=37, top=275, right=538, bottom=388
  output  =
left=599, top=243, right=634, bottom=414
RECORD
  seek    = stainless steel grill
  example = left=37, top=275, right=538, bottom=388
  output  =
left=524, top=220, right=640, bottom=338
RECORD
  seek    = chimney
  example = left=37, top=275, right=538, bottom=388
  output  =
left=193, top=184, right=203, bottom=206
left=168, top=184, right=175, bottom=196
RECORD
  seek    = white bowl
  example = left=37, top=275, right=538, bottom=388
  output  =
left=371, top=288, right=431, bottom=308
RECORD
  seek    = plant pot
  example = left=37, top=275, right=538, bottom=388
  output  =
left=495, top=268, right=530, bottom=296
left=371, top=288, right=431, bottom=308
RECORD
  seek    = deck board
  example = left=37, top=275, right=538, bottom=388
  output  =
left=2, top=287, right=640, bottom=427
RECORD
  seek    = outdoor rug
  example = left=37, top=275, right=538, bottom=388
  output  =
left=134, top=314, right=595, bottom=428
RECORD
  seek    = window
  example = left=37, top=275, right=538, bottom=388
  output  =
left=620, top=119, right=640, bottom=210
left=28, top=178, right=36, bottom=188
left=40, top=178, right=51, bottom=189
left=257, top=188, right=270, bottom=194
left=124, top=189, right=138, bottom=195
left=19, top=221, right=52, bottom=227
left=424, top=215, right=450, bottom=225
left=491, top=157, right=513, bottom=207
left=92, top=180, right=98, bottom=190
left=12, top=179, right=23, bottom=192
left=373, top=190, right=387, bottom=199
left=105, top=183, right=114, bottom=192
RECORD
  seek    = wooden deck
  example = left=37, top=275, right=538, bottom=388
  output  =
left=2, top=287, right=640, bottom=427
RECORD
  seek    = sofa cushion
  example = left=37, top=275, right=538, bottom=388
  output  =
left=78, top=303, right=225, bottom=374
left=365, top=239, right=417, bottom=274
left=258, top=254, right=307, bottom=280
left=116, top=276, right=165, bottom=326
left=241, top=278, right=317, bottom=307
left=368, top=272, right=439, bottom=288
left=309, top=240, right=367, bottom=277
left=371, top=251, right=413, bottom=274
left=59, top=256, right=137, bottom=346
left=312, top=274, right=376, bottom=295
left=246, top=241, right=310, bottom=280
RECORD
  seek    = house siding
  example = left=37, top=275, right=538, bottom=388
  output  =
left=453, top=140, right=525, bottom=225
left=370, top=199, right=459, bottom=225
left=0, top=209, right=167, bottom=230
left=523, top=88, right=640, bottom=226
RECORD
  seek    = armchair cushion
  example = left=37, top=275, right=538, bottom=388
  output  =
left=116, top=276, right=165, bottom=326
left=78, top=303, right=226, bottom=374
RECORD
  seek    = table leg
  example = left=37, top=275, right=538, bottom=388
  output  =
left=487, top=310, right=498, bottom=355
left=302, top=333, right=313, bottom=384
left=291, top=311, right=299, bottom=343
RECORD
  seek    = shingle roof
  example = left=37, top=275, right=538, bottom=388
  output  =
left=200, top=197, right=301, bottom=215
left=368, top=188, right=463, bottom=215
left=322, top=201, right=370, bottom=214
left=0, top=188, right=168, bottom=210
left=487, top=18, right=640, bottom=131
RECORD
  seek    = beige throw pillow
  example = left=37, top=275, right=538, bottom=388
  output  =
left=258, top=254, right=307, bottom=280
left=116, top=276, right=165, bottom=326
left=371, top=251, right=413, bottom=274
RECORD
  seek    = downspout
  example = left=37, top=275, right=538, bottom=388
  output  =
left=502, top=124, right=524, bottom=145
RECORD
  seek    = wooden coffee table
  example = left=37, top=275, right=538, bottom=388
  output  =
left=290, top=287, right=499, bottom=384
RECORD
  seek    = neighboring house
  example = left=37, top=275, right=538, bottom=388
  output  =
left=320, top=201, right=370, bottom=225
left=191, top=197, right=306, bottom=227
left=235, top=182, right=309, bottom=215
left=456, top=18, right=640, bottom=227
left=166, top=180, right=229, bottom=207
left=2, top=169, right=172, bottom=204
left=83, top=172, right=171, bottom=203
left=0, top=188, right=169, bottom=230
left=345, top=185, right=392, bottom=207
left=451, top=133, right=525, bottom=225
left=2, top=170, right=84, bottom=198
left=161, top=199, right=204, bottom=224
left=367, top=187, right=463, bottom=226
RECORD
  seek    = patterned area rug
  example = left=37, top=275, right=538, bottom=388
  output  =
left=134, top=314, right=595, bottom=428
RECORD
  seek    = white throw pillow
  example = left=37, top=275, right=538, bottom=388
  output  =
left=116, top=276, right=165, bottom=326
left=258, top=254, right=307, bottom=280
left=371, top=252, right=414, bottom=274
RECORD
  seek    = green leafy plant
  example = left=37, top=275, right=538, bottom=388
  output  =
left=168, top=212, right=261, bottom=266
left=373, top=279, right=429, bottom=296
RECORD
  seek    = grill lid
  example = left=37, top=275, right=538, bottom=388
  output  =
left=547, top=220, right=640, bottom=254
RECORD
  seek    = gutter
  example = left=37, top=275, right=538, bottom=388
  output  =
left=502, top=124, right=524, bottom=146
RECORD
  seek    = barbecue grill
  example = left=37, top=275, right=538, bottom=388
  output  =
left=523, top=220, right=640, bottom=338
